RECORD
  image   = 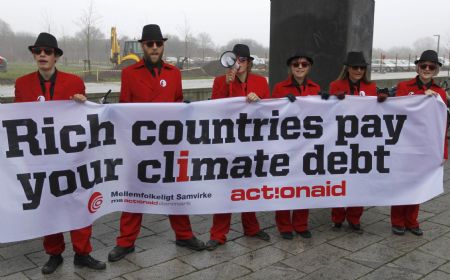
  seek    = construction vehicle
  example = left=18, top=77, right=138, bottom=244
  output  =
left=110, top=27, right=143, bottom=69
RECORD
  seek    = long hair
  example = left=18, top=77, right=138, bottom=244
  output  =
left=415, top=64, right=440, bottom=76
left=335, top=65, right=371, bottom=83
left=246, top=60, right=253, bottom=73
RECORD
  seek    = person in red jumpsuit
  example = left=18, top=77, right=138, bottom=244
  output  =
left=271, top=52, right=320, bottom=240
left=108, top=24, right=205, bottom=262
left=205, top=44, right=271, bottom=250
left=391, top=49, right=448, bottom=236
left=328, top=51, right=377, bottom=234
left=14, top=32, right=106, bottom=274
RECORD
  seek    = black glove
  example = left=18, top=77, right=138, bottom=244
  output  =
left=286, top=93, right=296, bottom=102
left=389, top=87, right=397, bottom=97
left=183, top=99, right=191, bottom=104
left=377, top=88, right=389, bottom=103
left=335, top=92, right=346, bottom=100
left=319, top=91, right=330, bottom=100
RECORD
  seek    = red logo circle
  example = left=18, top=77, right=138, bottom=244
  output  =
left=88, top=192, right=103, bottom=213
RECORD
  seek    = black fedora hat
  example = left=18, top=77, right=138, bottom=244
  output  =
left=138, top=24, right=168, bottom=42
left=232, top=44, right=254, bottom=61
left=343, top=51, right=368, bottom=67
left=415, top=50, right=442, bottom=66
left=28, top=32, right=63, bottom=56
left=286, top=52, right=314, bottom=66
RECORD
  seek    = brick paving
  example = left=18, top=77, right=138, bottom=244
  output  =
left=1, top=164, right=450, bottom=280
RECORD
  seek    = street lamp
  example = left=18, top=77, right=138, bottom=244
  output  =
left=433, top=34, right=440, bottom=57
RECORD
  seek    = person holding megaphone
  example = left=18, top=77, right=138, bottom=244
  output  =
left=206, top=44, right=270, bottom=250
left=212, top=44, right=269, bottom=101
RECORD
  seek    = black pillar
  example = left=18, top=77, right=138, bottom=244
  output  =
left=269, top=0, right=375, bottom=91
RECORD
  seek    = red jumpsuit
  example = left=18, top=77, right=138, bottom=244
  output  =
left=209, top=72, right=270, bottom=243
left=117, top=60, right=194, bottom=247
left=272, top=76, right=320, bottom=233
left=15, top=70, right=93, bottom=256
left=391, top=76, right=448, bottom=228
left=329, top=78, right=377, bottom=225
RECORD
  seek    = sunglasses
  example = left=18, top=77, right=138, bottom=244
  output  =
left=31, top=47, right=55, bottom=56
left=350, top=66, right=366, bottom=71
left=419, top=63, right=437, bottom=71
left=237, top=57, right=249, bottom=63
left=291, top=61, right=310, bottom=68
left=144, top=41, right=164, bottom=48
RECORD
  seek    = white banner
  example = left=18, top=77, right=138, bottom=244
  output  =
left=0, top=96, right=445, bottom=242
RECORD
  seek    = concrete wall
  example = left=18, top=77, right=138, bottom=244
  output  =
left=269, top=0, right=375, bottom=91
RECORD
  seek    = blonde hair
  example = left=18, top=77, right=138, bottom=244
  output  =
left=246, top=60, right=253, bottom=72
left=336, top=65, right=371, bottom=83
left=415, top=63, right=440, bottom=76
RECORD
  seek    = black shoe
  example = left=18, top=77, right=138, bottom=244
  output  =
left=408, top=227, right=423, bottom=236
left=349, top=223, right=364, bottom=234
left=297, top=230, right=312, bottom=239
left=251, top=230, right=271, bottom=241
left=73, top=254, right=106, bottom=270
left=280, top=232, right=294, bottom=240
left=108, top=245, right=135, bottom=262
left=205, top=239, right=222, bottom=251
left=176, top=237, right=206, bottom=251
left=392, top=226, right=406, bottom=235
left=41, top=255, right=63, bottom=274
left=332, top=223, right=342, bottom=231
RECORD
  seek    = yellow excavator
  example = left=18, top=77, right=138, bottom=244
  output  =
left=110, top=27, right=143, bottom=69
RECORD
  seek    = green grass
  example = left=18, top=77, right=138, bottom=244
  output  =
left=0, top=62, right=88, bottom=83
left=0, top=62, right=218, bottom=84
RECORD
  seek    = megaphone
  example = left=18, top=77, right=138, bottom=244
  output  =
left=220, top=51, right=238, bottom=69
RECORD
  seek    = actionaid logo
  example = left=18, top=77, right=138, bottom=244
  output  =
left=230, top=180, right=347, bottom=201
left=88, top=192, right=103, bottom=213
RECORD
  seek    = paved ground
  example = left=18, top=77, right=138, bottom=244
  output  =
left=1, top=163, right=450, bottom=280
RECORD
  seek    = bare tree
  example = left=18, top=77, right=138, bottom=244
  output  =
left=78, top=0, right=101, bottom=72
left=413, top=37, right=436, bottom=57
left=197, top=32, right=213, bottom=63
left=223, top=38, right=269, bottom=58
left=41, top=11, right=53, bottom=34
left=0, top=18, right=13, bottom=39
left=0, top=19, right=15, bottom=59
left=177, top=16, right=194, bottom=68
left=75, top=26, right=105, bottom=63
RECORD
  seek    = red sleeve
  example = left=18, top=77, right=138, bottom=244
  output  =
left=175, top=70, right=183, bottom=103
left=309, top=84, right=321, bottom=95
left=439, top=87, right=448, bottom=160
left=14, top=80, right=24, bottom=103
left=75, top=76, right=86, bottom=95
left=395, top=82, right=408, bottom=96
left=211, top=76, right=229, bottom=100
left=366, top=82, right=377, bottom=96
left=271, top=83, right=284, bottom=98
left=437, top=89, right=447, bottom=104
left=329, top=81, right=339, bottom=94
left=258, top=77, right=270, bottom=99
left=119, top=69, right=131, bottom=103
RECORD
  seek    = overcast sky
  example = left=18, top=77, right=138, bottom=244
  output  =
left=2, top=0, right=449, bottom=50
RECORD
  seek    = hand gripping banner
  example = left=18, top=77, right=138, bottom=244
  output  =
left=0, top=95, right=445, bottom=242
